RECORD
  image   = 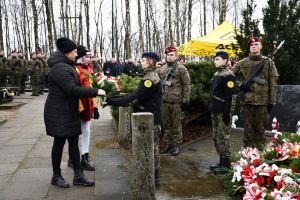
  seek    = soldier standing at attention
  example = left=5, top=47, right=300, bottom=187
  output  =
left=0, top=49, right=8, bottom=87
left=157, top=45, right=191, bottom=156
left=18, top=50, right=28, bottom=94
left=37, top=51, right=47, bottom=94
left=7, top=50, right=22, bottom=95
left=105, top=52, right=163, bottom=187
left=208, top=51, right=237, bottom=174
left=233, top=37, right=279, bottom=148
left=28, top=52, right=43, bottom=96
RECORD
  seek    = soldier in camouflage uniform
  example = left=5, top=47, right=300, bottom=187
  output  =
left=157, top=45, right=191, bottom=156
left=18, top=50, right=28, bottom=94
left=0, top=49, right=8, bottom=87
left=105, top=52, right=163, bottom=188
left=208, top=51, right=237, bottom=174
left=28, top=52, right=43, bottom=96
left=37, top=52, right=48, bottom=94
left=7, top=50, right=22, bottom=95
left=233, top=37, right=279, bottom=148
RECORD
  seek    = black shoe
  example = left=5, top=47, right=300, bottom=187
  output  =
left=81, top=153, right=95, bottom=171
left=214, top=157, right=230, bottom=174
left=31, top=94, right=35, bottom=96
left=171, top=146, right=180, bottom=156
left=210, top=155, right=222, bottom=170
left=73, top=169, right=95, bottom=186
left=160, top=144, right=172, bottom=154
left=155, top=169, right=160, bottom=188
left=68, top=159, right=73, bottom=169
left=51, top=171, right=70, bottom=188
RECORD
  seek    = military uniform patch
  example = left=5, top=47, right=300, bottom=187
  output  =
left=144, top=80, right=152, bottom=88
left=227, top=81, right=234, bottom=88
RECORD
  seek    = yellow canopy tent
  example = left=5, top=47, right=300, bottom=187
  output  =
left=178, top=20, right=241, bottom=57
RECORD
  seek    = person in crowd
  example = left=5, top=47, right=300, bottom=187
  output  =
left=6, top=50, right=22, bottom=95
left=233, top=37, right=279, bottom=148
left=208, top=51, right=237, bottom=174
left=44, top=37, right=105, bottom=188
left=28, top=52, right=43, bottom=96
left=17, top=50, right=28, bottom=94
left=123, top=58, right=137, bottom=76
left=67, top=45, right=99, bottom=171
left=104, top=51, right=163, bottom=187
left=157, top=45, right=190, bottom=156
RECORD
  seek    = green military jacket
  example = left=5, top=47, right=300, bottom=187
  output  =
left=0, top=56, right=8, bottom=75
left=7, top=57, right=21, bottom=75
left=18, top=57, right=28, bottom=74
left=28, top=58, right=43, bottom=76
left=233, top=54, right=279, bottom=105
left=157, top=62, right=191, bottom=104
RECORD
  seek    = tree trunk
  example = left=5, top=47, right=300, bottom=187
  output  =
left=164, top=0, right=168, bottom=47
left=31, top=0, right=40, bottom=51
left=180, top=1, right=187, bottom=44
left=167, top=0, right=173, bottom=45
left=137, top=0, right=144, bottom=53
left=65, top=0, right=69, bottom=38
left=219, top=0, right=227, bottom=24
left=187, top=0, right=193, bottom=41
left=124, top=0, right=131, bottom=59
left=78, top=0, right=83, bottom=44
left=203, top=0, right=207, bottom=35
left=175, top=0, right=180, bottom=45
left=211, top=0, right=216, bottom=29
left=50, top=0, right=57, bottom=40
left=0, top=0, right=4, bottom=49
left=60, top=0, right=65, bottom=36
left=111, top=0, right=115, bottom=58
left=44, top=0, right=54, bottom=53
left=84, top=0, right=90, bottom=49
left=21, top=0, right=28, bottom=58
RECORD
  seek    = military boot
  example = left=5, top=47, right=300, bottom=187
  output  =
left=67, top=159, right=73, bottom=169
left=160, top=144, right=173, bottom=154
left=51, top=170, right=70, bottom=188
left=214, top=157, right=230, bottom=174
left=210, top=155, right=222, bottom=170
left=81, top=153, right=95, bottom=171
left=73, top=169, right=95, bottom=186
left=171, top=146, right=180, bottom=156
left=155, top=169, right=160, bottom=188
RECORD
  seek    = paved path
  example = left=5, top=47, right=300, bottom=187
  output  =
left=0, top=93, right=130, bottom=200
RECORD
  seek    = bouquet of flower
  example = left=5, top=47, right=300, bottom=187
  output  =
left=226, top=132, right=300, bottom=200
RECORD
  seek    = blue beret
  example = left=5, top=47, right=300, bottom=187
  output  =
left=142, top=52, right=160, bottom=61
left=213, top=51, right=229, bottom=59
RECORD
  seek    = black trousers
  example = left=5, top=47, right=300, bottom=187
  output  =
left=52, top=135, right=81, bottom=173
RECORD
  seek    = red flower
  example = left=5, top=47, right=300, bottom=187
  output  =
left=252, top=159, right=262, bottom=165
left=256, top=177, right=265, bottom=185
left=291, top=150, right=298, bottom=157
left=291, top=166, right=300, bottom=173
left=277, top=180, right=284, bottom=189
left=269, top=171, right=276, bottom=178
left=266, top=177, right=273, bottom=186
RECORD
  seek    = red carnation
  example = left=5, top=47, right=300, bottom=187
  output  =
left=252, top=159, right=262, bottom=165
left=256, top=177, right=265, bottom=185
left=266, top=177, right=273, bottom=186
left=277, top=180, right=284, bottom=189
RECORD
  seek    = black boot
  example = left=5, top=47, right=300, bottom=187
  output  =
left=210, top=155, right=222, bottom=170
left=67, top=159, right=73, bottom=169
left=81, top=153, right=95, bottom=171
left=155, top=169, right=160, bottom=188
left=160, top=144, right=172, bottom=154
left=171, top=146, right=180, bottom=156
left=73, top=169, right=95, bottom=186
left=214, top=157, right=230, bottom=174
left=51, top=170, right=70, bottom=188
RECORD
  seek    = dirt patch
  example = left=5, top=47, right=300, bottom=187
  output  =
left=182, top=122, right=212, bottom=144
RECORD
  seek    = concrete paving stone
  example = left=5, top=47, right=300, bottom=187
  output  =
left=21, top=157, right=51, bottom=169
left=27, top=147, right=51, bottom=158
left=94, top=135, right=117, bottom=142
left=0, top=175, right=11, bottom=191
left=0, top=144, right=33, bottom=154
left=0, top=163, right=20, bottom=175
left=0, top=168, right=52, bottom=200
left=95, top=164, right=128, bottom=180
left=15, top=132, right=42, bottom=139
left=95, top=178, right=131, bottom=200
left=0, top=152, right=27, bottom=163
left=5, top=138, right=39, bottom=145
left=34, top=140, right=53, bottom=149
left=46, top=183, right=94, bottom=200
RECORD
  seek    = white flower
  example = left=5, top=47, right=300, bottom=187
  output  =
left=274, top=175, right=282, bottom=182
left=283, top=176, right=294, bottom=184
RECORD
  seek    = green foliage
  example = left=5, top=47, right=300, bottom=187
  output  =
left=185, top=61, right=215, bottom=106
left=235, top=0, right=261, bottom=59
left=119, top=74, right=142, bottom=93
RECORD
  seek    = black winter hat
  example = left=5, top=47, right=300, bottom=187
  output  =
left=142, top=52, right=160, bottom=62
left=56, top=37, right=77, bottom=54
left=76, top=45, right=89, bottom=59
left=213, top=51, right=229, bottom=60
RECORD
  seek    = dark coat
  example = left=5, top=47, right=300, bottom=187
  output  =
left=44, top=51, right=98, bottom=137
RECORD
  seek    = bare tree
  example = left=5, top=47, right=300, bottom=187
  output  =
left=83, top=0, right=90, bottom=49
left=167, top=0, right=173, bottom=45
left=31, top=0, right=40, bottom=51
left=187, top=0, right=193, bottom=41
left=0, top=0, right=4, bottom=49
left=175, top=0, right=180, bottom=45
left=164, top=0, right=168, bottom=47
left=137, top=0, right=144, bottom=53
left=124, top=0, right=131, bottom=59
left=211, top=0, right=216, bottom=29
left=78, top=0, right=83, bottom=44
left=203, top=0, right=207, bottom=35
left=219, top=0, right=227, bottom=24
left=44, top=0, right=54, bottom=53
left=180, top=0, right=188, bottom=44
left=49, top=0, right=57, bottom=40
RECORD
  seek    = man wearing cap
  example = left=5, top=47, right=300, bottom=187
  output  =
left=7, top=50, right=22, bottom=95
left=37, top=51, right=49, bottom=93
left=105, top=51, right=163, bottom=187
left=18, top=50, right=28, bottom=94
left=28, top=52, right=43, bottom=96
left=157, top=45, right=191, bottom=156
left=233, top=37, right=279, bottom=148
left=208, top=51, right=237, bottom=174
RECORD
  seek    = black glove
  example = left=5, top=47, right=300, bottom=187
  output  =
left=181, top=103, right=189, bottom=111
left=93, top=107, right=100, bottom=119
left=80, top=110, right=87, bottom=119
left=222, top=113, right=230, bottom=126
left=267, top=104, right=273, bottom=113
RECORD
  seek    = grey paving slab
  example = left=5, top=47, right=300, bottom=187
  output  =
left=0, top=175, right=10, bottom=191
left=21, top=157, right=51, bottom=169
left=27, top=147, right=51, bottom=158
left=0, top=152, right=27, bottom=163
left=0, top=144, right=33, bottom=154
left=0, top=168, right=52, bottom=200
left=5, top=138, right=38, bottom=145
left=0, top=163, right=20, bottom=175
left=95, top=178, right=131, bottom=200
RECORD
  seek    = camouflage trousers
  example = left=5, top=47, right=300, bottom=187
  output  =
left=154, top=125, right=161, bottom=171
left=211, top=113, right=231, bottom=158
left=241, top=105, right=268, bottom=147
left=162, top=103, right=182, bottom=146
left=31, top=75, right=40, bottom=95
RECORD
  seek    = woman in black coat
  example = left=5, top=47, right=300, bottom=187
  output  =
left=44, top=37, right=105, bottom=188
